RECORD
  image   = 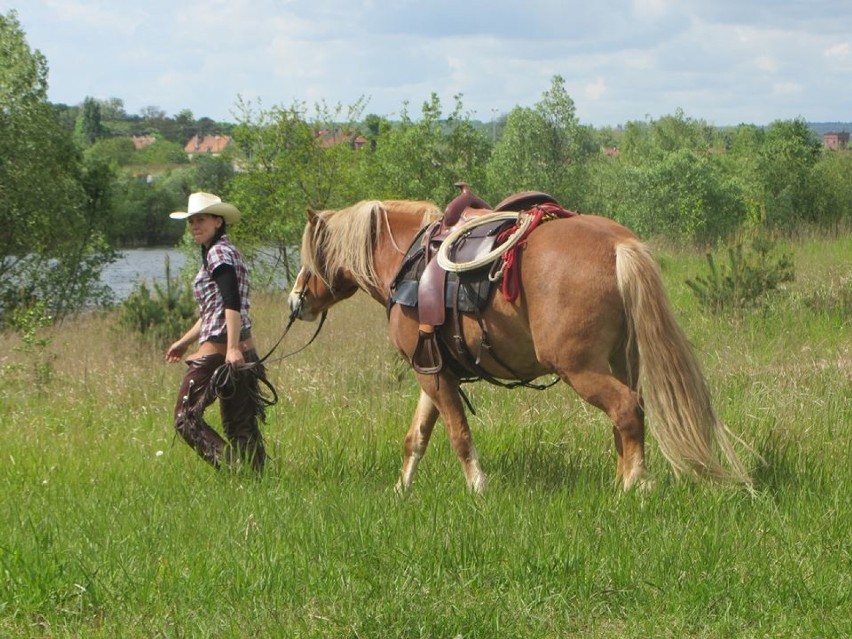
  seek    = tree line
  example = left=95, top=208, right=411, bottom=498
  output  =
left=1, top=9, right=850, bottom=326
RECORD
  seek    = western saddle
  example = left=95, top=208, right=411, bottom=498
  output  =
left=390, top=183, right=561, bottom=378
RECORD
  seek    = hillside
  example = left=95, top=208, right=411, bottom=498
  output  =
left=808, top=122, right=852, bottom=135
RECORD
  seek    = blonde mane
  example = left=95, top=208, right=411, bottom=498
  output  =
left=300, top=199, right=441, bottom=292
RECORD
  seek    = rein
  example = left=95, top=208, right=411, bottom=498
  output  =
left=258, top=271, right=328, bottom=366
left=208, top=271, right=325, bottom=411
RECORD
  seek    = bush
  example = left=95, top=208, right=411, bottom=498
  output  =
left=685, top=235, right=795, bottom=313
left=119, top=257, right=196, bottom=344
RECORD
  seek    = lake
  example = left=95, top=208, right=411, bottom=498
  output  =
left=101, top=247, right=190, bottom=300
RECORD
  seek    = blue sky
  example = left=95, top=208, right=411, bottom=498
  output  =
left=10, top=0, right=851, bottom=127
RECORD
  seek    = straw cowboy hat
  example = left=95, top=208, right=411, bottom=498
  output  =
left=170, top=192, right=241, bottom=224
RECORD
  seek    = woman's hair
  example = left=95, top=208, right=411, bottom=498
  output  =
left=214, top=219, right=227, bottom=241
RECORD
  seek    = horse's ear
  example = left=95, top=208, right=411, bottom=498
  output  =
left=306, top=208, right=319, bottom=226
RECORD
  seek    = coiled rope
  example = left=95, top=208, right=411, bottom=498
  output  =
left=436, top=211, right=534, bottom=273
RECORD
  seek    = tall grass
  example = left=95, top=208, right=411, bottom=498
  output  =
left=0, top=236, right=849, bottom=638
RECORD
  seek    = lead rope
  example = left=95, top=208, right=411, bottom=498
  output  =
left=211, top=271, right=328, bottom=408
left=257, top=270, right=328, bottom=366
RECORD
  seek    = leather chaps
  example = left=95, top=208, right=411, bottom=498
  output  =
left=173, top=349, right=267, bottom=473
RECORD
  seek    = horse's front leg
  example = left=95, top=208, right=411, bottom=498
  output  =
left=396, top=389, right=440, bottom=495
left=416, top=372, right=487, bottom=493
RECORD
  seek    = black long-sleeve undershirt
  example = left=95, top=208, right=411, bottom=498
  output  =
left=211, top=264, right=241, bottom=311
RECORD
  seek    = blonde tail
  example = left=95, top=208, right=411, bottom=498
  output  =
left=616, top=240, right=752, bottom=484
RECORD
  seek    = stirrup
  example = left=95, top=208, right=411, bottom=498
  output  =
left=412, top=327, right=443, bottom=375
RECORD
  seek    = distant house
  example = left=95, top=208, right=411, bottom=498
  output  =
left=315, top=128, right=368, bottom=150
left=132, top=134, right=156, bottom=150
left=822, top=132, right=849, bottom=150
left=185, top=134, right=232, bottom=158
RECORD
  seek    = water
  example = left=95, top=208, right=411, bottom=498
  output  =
left=101, top=247, right=190, bottom=300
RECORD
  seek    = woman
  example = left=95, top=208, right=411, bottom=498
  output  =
left=166, top=192, right=268, bottom=472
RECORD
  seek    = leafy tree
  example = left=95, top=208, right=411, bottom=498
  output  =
left=191, top=153, right=235, bottom=194
left=485, top=75, right=589, bottom=204
left=0, top=10, right=116, bottom=323
left=52, top=102, right=79, bottom=134
left=759, top=118, right=822, bottom=229
left=807, top=150, right=852, bottom=232
left=651, top=109, right=713, bottom=153
left=140, top=105, right=166, bottom=121
left=97, top=97, right=127, bottom=121
left=134, top=139, right=189, bottom=165
left=363, top=113, right=390, bottom=152
left=228, top=97, right=367, bottom=283
left=74, top=96, right=106, bottom=147
left=622, top=109, right=713, bottom=159
left=174, top=109, right=196, bottom=145
left=366, top=93, right=488, bottom=205
left=717, top=124, right=768, bottom=227
left=600, top=148, right=746, bottom=243
left=86, top=136, right=136, bottom=167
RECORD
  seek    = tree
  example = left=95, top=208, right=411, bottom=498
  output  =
left=86, top=136, right=136, bottom=167
left=140, top=105, right=166, bottom=121
left=363, top=113, right=390, bottom=152
left=98, top=97, right=126, bottom=121
left=134, top=139, right=189, bottom=165
left=485, top=75, right=589, bottom=204
left=365, top=93, right=489, bottom=205
left=192, top=154, right=235, bottom=194
left=610, top=149, right=746, bottom=243
left=74, top=96, right=106, bottom=147
left=806, top=149, right=852, bottom=232
left=227, top=97, right=367, bottom=284
left=0, top=10, right=116, bottom=323
left=759, top=118, right=822, bottom=229
left=174, top=109, right=196, bottom=145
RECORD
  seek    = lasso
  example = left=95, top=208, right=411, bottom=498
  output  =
left=435, top=211, right=534, bottom=273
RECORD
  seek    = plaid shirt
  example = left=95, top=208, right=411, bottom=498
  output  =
left=194, top=235, right=252, bottom=344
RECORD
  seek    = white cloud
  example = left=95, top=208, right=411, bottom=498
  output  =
left=45, top=0, right=144, bottom=35
left=823, top=42, right=852, bottom=70
left=583, top=78, right=607, bottom=101
left=772, top=82, right=802, bottom=96
left=15, top=0, right=852, bottom=126
left=825, top=42, right=849, bottom=55
left=754, top=55, right=778, bottom=73
left=632, top=0, right=670, bottom=20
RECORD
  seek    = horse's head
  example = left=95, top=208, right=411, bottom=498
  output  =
left=288, top=199, right=441, bottom=321
left=288, top=208, right=360, bottom=321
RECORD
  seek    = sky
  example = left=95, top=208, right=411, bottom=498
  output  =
left=8, top=0, right=852, bottom=128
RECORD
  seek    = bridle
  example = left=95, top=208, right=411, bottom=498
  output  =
left=258, top=269, right=327, bottom=365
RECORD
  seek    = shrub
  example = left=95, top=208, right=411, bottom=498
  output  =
left=685, top=235, right=795, bottom=313
left=119, top=257, right=196, bottom=344
left=7, top=300, right=55, bottom=391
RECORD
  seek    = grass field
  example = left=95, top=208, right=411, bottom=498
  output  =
left=1, top=234, right=849, bottom=638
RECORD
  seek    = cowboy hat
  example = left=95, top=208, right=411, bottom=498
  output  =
left=170, top=192, right=241, bottom=224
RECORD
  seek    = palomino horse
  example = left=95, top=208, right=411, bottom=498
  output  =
left=287, top=198, right=753, bottom=492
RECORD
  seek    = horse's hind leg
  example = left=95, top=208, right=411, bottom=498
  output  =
left=396, top=389, right=440, bottom=494
left=563, top=368, right=648, bottom=490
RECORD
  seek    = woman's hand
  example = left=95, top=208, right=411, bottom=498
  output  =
left=166, top=341, right=188, bottom=363
left=226, top=346, right=245, bottom=367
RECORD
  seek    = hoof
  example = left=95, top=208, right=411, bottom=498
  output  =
left=394, top=478, right=411, bottom=497
left=468, top=472, right=488, bottom=494
left=622, top=470, right=653, bottom=492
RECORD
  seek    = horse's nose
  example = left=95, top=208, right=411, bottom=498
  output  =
left=288, top=292, right=302, bottom=317
left=288, top=290, right=317, bottom=321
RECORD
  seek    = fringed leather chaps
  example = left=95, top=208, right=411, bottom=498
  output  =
left=173, top=349, right=267, bottom=472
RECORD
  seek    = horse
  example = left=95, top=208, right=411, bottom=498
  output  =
left=287, top=197, right=753, bottom=493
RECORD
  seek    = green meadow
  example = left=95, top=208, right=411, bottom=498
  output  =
left=1, top=235, right=849, bottom=638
